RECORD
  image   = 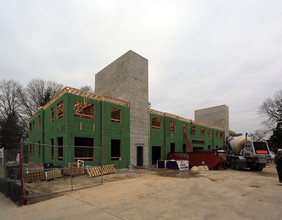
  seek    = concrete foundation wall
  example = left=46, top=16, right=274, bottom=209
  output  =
left=194, top=105, right=229, bottom=137
left=95, top=50, right=149, bottom=167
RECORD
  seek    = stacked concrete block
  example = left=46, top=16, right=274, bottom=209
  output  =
left=95, top=50, right=149, bottom=167
left=195, top=105, right=229, bottom=138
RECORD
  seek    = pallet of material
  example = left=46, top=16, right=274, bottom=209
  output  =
left=23, top=163, right=45, bottom=182
left=45, top=169, right=62, bottom=180
left=86, top=164, right=117, bottom=177
left=64, top=167, right=84, bottom=176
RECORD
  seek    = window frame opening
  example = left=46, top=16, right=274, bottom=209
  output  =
left=74, top=137, right=94, bottom=161
left=191, top=126, right=196, bottom=135
left=152, top=117, right=161, bottom=129
left=208, top=129, right=211, bottom=137
left=111, top=108, right=121, bottom=123
left=170, top=121, right=176, bottom=131
left=57, top=137, right=63, bottom=161
left=50, top=107, right=54, bottom=122
left=57, top=101, right=63, bottom=119
left=74, top=100, right=94, bottom=119
left=182, top=144, right=187, bottom=152
left=50, top=139, right=54, bottom=160
left=201, top=128, right=205, bottom=136
left=170, top=143, right=175, bottom=153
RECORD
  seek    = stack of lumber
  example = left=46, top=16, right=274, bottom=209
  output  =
left=23, top=163, right=45, bottom=182
left=86, top=164, right=117, bottom=177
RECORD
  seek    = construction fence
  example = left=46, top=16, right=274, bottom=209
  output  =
left=0, top=143, right=117, bottom=205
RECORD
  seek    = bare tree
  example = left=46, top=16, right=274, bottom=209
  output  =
left=259, top=90, right=282, bottom=129
left=80, top=85, right=93, bottom=93
left=249, top=129, right=267, bottom=141
left=19, top=79, right=63, bottom=117
left=0, top=79, right=23, bottom=119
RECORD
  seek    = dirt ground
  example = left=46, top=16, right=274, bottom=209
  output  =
left=1, top=164, right=282, bottom=219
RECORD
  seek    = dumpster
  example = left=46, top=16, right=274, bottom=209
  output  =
left=168, top=151, right=227, bottom=170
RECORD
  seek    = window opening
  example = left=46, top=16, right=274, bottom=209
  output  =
left=201, top=128, right=205, bottom=136
left=111, top=108, right=121, bottom=123
left=74, top=137, right=94, bottom=161
left=193, top=147, right=204, bottom=152
left=170, top=121, right=176, bottom=131
left=192, top=140, right=205, bottom=145
left=152, top=146, right=161, bottom=165
left=111, top=139, right=121, bottom=160
left=170, top=143, right=175, bottom=152
left=182, top=144, right=187, bottom=152
left=152, top=117, right=161, bottom=129
left=50, top=107, right=54, bottom=122
left=216, top=131, right=219, bottom=137
left=74, top=100, right=94, bottom=119
left=57, top=137, right=63, bottom=161
left=50, top=139, right=54, bottom=160
left=57, top=101, right=63, bottom=119
left=191, top=126, right=196, bottom=135
left=208, top=129, right=211, bottom=137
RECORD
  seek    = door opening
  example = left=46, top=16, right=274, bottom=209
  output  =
left=152, top=146, right=161, bottom=165
left=137, top=146, right=143, bottom=167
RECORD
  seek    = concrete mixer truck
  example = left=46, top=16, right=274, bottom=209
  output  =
left=226, top=134, right=271, bottom=171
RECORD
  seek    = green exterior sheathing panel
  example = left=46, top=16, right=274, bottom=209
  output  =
left=149, top=113, right=225, bottom=164
left=28, top=93, right=130, bottom=168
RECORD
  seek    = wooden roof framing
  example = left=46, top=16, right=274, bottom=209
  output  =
left=149, top=109, right=224, bottom=131
left=30, top=86, right=130, bottom=120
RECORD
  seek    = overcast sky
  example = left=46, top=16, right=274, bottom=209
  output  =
left=1, top=0, right=282, bottom=135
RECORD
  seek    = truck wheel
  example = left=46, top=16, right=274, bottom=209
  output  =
left=235, top=159, right=240, bottom=170
left=231, top=159, right=235, bottom=169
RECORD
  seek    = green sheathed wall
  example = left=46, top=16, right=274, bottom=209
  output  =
left=149, top=113, right=225, bottom=163
left=28, top=93, right=130, bottom=168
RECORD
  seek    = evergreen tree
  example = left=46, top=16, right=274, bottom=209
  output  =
left=0, top=111, right=22, bottom=150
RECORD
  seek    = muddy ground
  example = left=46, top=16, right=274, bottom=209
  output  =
left=1, top=164, right=282, bottom=219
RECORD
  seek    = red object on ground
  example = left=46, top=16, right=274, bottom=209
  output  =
left=168, top=151, right=227, bottom=170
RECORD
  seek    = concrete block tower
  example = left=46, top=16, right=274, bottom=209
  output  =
left=95, top=50, right=149, bottom=167
left=195, top=104, right=229, bottom=137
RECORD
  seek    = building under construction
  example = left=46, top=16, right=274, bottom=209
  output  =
left=28, top=51, right=230, bottom=168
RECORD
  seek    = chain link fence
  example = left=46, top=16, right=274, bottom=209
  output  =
left=1, top=143, right=111, bottom=205
left=0, top=148, right=24, bottom=205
